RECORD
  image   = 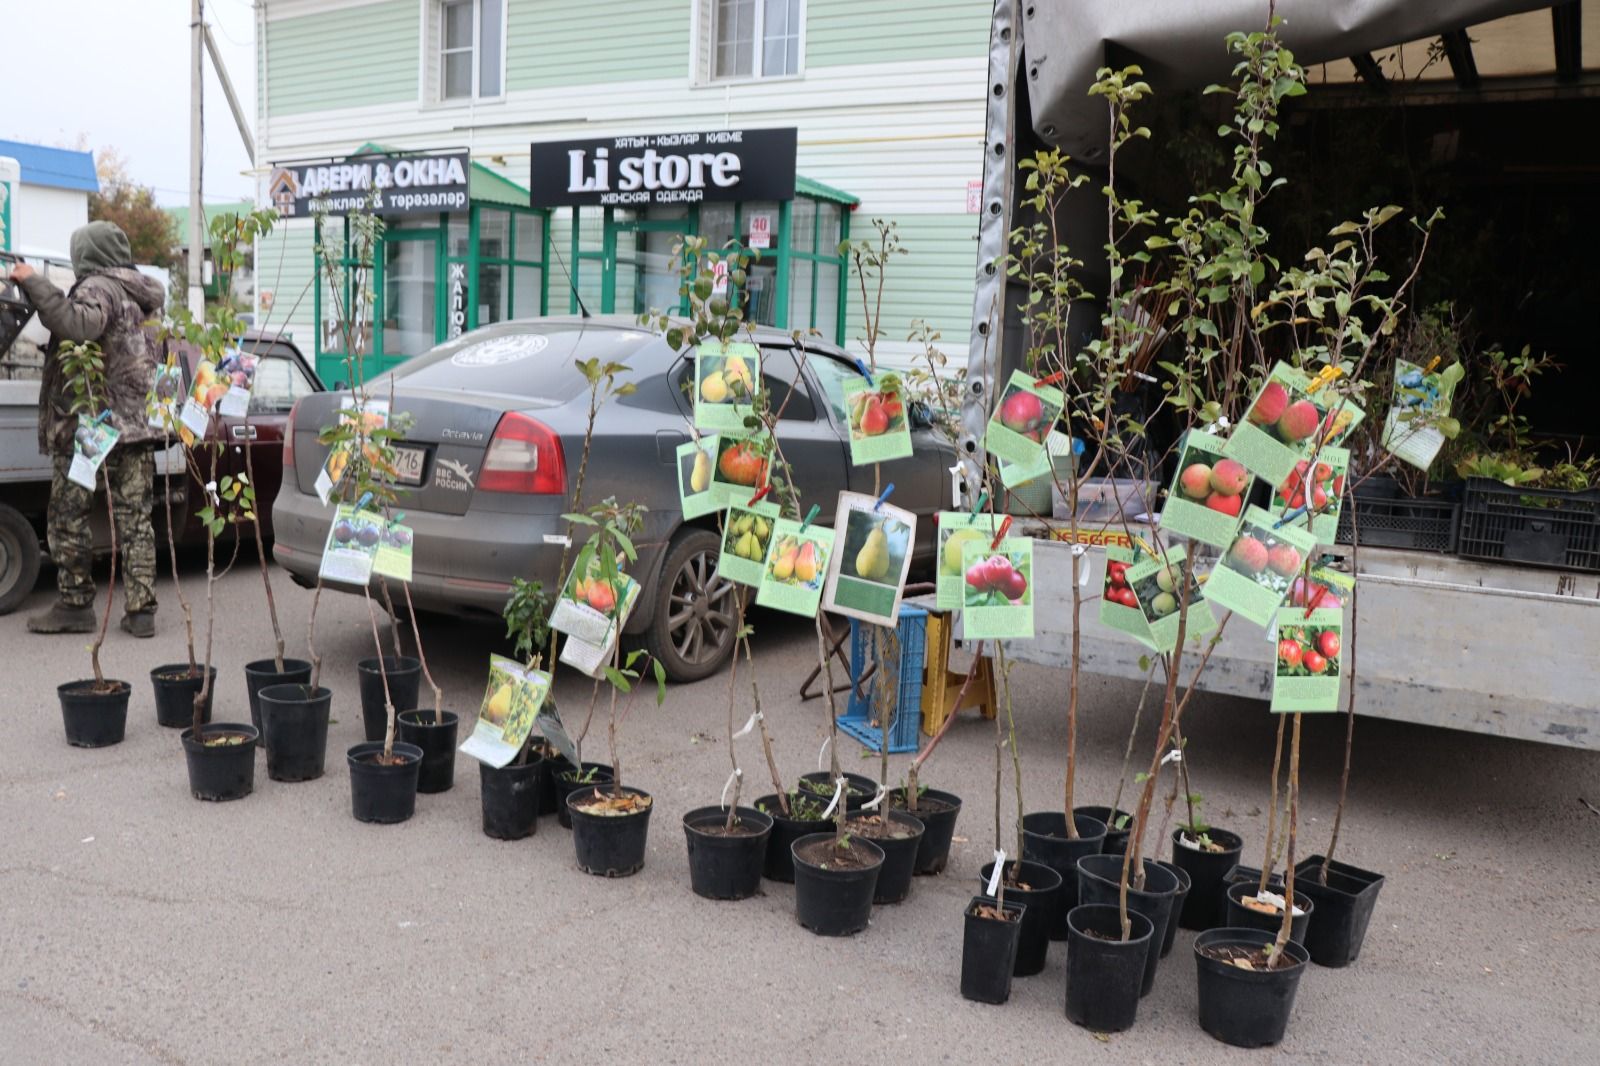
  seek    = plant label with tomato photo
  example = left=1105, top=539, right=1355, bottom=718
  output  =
left=1160, top=430, right=1254, bottom=549
left=755, top=517, right=835, bottom=618
left=959, top=537, right=1035, bottom=640
left=1269, top=445, right=1348, bottom=545
left=984, top=370, right=1064, bottom=468
left=843, top=373, right=913, bottom=465
left=459, top=654, right=552, bottom=769
left=1382, top=357, right=1463, bottom=471
left=1202, top=505, right=1320, bottom=628
left=676, top=436, right=722, bottom=520
left=1271, top=608, right=1344, bottom=713
left=707, top=433, right=770, bottom=509
left=936, top=511, right=1003, bottom=612
left=317, top=504, right=385, bottom=586
left=693, top=340, right=761, bottom=435
left=715, top=500, right=781, bottom=588
left=1099, top=544, right=1156, bottom=649
left=371, top=521, right=414, bottom=583
left=823, top=491, right=918, bottom=626
left=215, top=349, right=259, bottom=418
left=1224, top=362, right=1364, bottom=488
left=1124, top=553, right=1217, bottom=654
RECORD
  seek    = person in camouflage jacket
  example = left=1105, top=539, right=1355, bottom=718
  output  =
left=11, top=221, right=165, bottom=637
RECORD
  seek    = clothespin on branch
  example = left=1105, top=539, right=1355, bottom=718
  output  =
left=873, top=483, right=895, bottom=512
left=990, top=515, right=1013, bottom=550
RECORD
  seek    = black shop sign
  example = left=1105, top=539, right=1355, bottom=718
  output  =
left=268, top=150, right=469, bottom=218
left=528, top=128, right=797, bottom=208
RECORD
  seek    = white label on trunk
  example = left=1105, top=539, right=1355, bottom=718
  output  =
left=986, top=850, right=1006, bottom=897
left=180, top=399, right=210, bottom=439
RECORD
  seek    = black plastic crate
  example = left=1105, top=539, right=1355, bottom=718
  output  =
left=1457, top=478, right=1600, bottom=572
left=1336, top=493, right=1459, bottom=553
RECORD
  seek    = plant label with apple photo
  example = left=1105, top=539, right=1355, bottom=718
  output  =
left=371, top=521, right=414, bottom=583
left=145, top=361, right=184, bottom=430
left=715, top=501, right=781, bottom=587
left=998, top=429, right=1074, bottom=490
left=549, top=553, right=639, bottom=647
left=1125, top=554, right=1218, bottom=653
left=843, top=372, right=914, bottom=465
left=459, top=654, right=552, bottom=768
left=1161, top=430, right=1253, bottom=549
left=936, top=511, right=1002, bottom=611
left=960, top=537, right=1035, bottom=640
left=984, top=369, right=1064, bottom=468
left=317, top=504, right=385, bottom=586
left=693, top=340, right=761, bottom=435
left=1263, top=562, right=1353, bottom=635
left=676, top=436, right=722, bottom=520
left=1382, top=357, right=1463, bottom=470
left=1202, top=505, right=1320, bottom=628
left=1224, top=362, right=1363, bottom=488
left=1271, top=608, right=1344, bottom=712
left=1270, top=445, right=1348, bottom=545
left=755, top=517, right=834, bottom=617
left=823, top=491, right=918, bottom=626
left=1099, top=543, right=1157, bottom=648
left=707, top=433, right=770, bottom=509
left=215, top=348, right=259, bottom=418
left=67, top=414, right=119, bottom=490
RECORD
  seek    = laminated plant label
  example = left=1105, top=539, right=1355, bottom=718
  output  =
left=843, top=373, right=913, bottom=465
left=715, top=500, right=781, bottom=587
left=549, top=555, right=639, bottom=647
left=315, top=398, right=390, bottom=506
left=1125, top=553, right=1217, bottom=654
left=67, top=415, right=119, bottom=490
left=1224, top=363, right=1365, bottom=488
left=694, top=340, right=761, bottom=435
left=936, top=511, right=1002, bottom=612
left=960, top=536, right=1034, bottom=640
left=823, top=491, right=918, bottom=626
left=1099, top=543, right=1156, bottom=649
left=984, top=369, right=1064, bottom=467
left=459, top=654, right=552, bottom=768
left=1382, top=358, right=1462, bottom=471
left=755, top=517, right=835, bottom=617
left=146, top=361, right=184, bottom=430
left=179, top=397, right=210, bottom=441
left=317, top=504, right=384, bottom=586
left=1269, top=446, right=1348, bottom=545
left=707, top=433, right=770, bottom=509
left=215, top=349, right=259, bottom=418
left=676, top=436, right=721, bottom=520
left=1160, top=430, right=1253, bottom=549
left=1202, top=506, right=1320, bottom=628
left=371, top=522, right=414, bottom=583
left=1271, top=608, right=1344, bottom=713
left=998, top=430, right=1073, bottom=490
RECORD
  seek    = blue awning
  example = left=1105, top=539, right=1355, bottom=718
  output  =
left=0, top=139, right=100, bottom=193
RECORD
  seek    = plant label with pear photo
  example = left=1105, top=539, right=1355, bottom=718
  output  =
left=715, top=500, right=781, bottom=587
left=1270, top=445, right=1348, bottom=545
left=755, top=517, right=834, bottom=617
left=459, top=654, right=552, bottom=768
left=1202, top=506, right=1320, bottom=628
left=370, top=521, right=414, bottom=583
left=1224, top=362, right=1364, bottom=488
left=1272, top=608, right=1344, bottom=712
left=1160, top=430, right=1253, bottom=549
left=317, top=504, right=385, bottom=586
left=823, top=491, right=918, bottom=626
left=676, top=436, right=722, bottom=520
left=1382, top=357, right=1463, bottom=470
left=959, top=536, right=1034, bottom=640
left=1125, top=553, right=1217, bottom=653
left=984, top=369, right=1064, bottom=468
left=936, top=511, right=1002, bottom=611
left=67, top=414, right=119, bottom=490
left=693, top=340, right=761, bottom=435
left=1099, top=543, right=1156, bottom=648
left=843, top=373, right=913, bottom=465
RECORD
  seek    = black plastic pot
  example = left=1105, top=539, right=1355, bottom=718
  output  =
left=1076, top=854, right=1180, bottom=996
left=1225, top=881, right=1312, bottom=944
left=682, top=806, right=774, bottom=900
left=180, top=723, right=259, bottom=801
left=244, top=657, right=311, bottom=746
left=347, top=741, right=423, bottom=824
left=396, top=710, right=459, bottom=794
left=257, top=683, right=331, bottom=782
left=151, top=664, right=215, bottom=729
left=556, top=763, right=615, bottom=829
left=568, top=786, right=653, bottom=877
left=1076, top=805, right=1133, bottom=854
left=479, top=757, right=543, bottom=840
left=1021, top=812, right=1107, bottom=939
left=1171, top=827, right=1244, bottom=930
left=978, top=859, right=1063, bottom=977
left=792, top=832, right=884, bottom=936
left=1157, top=860, right=1192, bottom=958
left=1294, top=854, right=1386, bottom=968
left=961, top=896, right=1026, bottom=1004
left=1194, top=927, right=1310, bottom=1048
left=890, top=787, right=963, bottom=875
left=356, top=656, right=420, bottom=742
left=533, top=743, right=562, bottom=814
left=754, top=793, right=831, bottom=883
left=1065, top=904, right=1155, bottom=1033
left=798, top=770, right=876, bottom=811
left=847, top=810, right=924, bottom=904
left=58, top=680, right=130, bottom=748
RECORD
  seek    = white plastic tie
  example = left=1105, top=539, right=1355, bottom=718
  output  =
left=820, top=777, right=846, bottom=820
left=985, top=850, right=1007, bottom=897
left=719, top=767, right=742, bottom=809
left=861, top=783, right=889, bottom=811
left=817, top=735, right=832, bottom=771
left=1161, top=748, right=1183, bottom=767
left=732, top=711, right=759, bottom=739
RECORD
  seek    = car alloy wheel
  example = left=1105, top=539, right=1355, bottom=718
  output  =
left=667, top=545, right=737, bottom=668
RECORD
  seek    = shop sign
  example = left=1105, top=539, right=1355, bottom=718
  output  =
left=446, top=262, right=468, bottom=340
left=529, top=128, right=797, bottom=208
left=748, top=213, right=772, bottom=249
left=267, top=150, right=469, bottom=218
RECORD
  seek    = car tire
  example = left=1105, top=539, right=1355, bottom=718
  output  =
left=646, top=526, right=739, bottom=683
left=0, top=502, right=43, bottom=615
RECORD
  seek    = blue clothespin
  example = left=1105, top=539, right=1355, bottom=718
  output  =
left=799, top=503, right=820, bottom=532
left=355, top=491, right=374, bottom=512
left=854, top=358, right=873, bottom=386
left=874, top=483, right=895, bottom=511
left=1274, top=505, right=1309, bottom=529
left=94, top=410, right=113, bottom=426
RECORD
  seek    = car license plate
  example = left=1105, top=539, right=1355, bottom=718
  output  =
left=392, top=446, right=427, bottom=486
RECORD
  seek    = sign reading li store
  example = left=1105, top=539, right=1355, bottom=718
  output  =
left=268, top=150, right=469, bottom=218
left=528, top=128, right=797, bottom=208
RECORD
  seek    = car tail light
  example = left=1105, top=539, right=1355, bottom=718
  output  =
left=479, top=411, right=567, bottom=495
left=283, top=399, right=299, bottom=471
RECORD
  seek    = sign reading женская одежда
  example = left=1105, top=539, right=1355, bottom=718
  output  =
left=528, top=128, right=797, bottom=208
left=267, top=151, right=469, bottom=218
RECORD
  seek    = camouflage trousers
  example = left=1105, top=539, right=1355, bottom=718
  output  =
left=48, top=446, right=157, bottom=614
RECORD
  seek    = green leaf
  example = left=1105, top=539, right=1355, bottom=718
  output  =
left=603, top=667, right=633, bottom=692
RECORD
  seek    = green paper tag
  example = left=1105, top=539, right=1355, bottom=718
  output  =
left=843, top=375, right=914, bottom=465
left=676, top=437, right=722, bottom=520
left=1268, top=446, right=1349, bottom=545
left=959, top=536, right=1034, bottom=640
left=1124, top=553, right=1217, bottom=653
left=936, top=511, right=1003, bottom=611
left=756, top=517, right=835, bottom=617
left=693, top=341, right=761, bottom=435
left=1099, top=543, right=1156, bottom=648
left=1271, top=608, right=1344, bottom=712
left=824, top=491, right=918, bottom=626
left=984, top=369, right=1064, bottom=467
left=1159, top=430, right=1252, bottom=549
left=716, top=501, right=782, bottom=587
left=317, top=505, right=385, bottom=586
left=371, top=522, right=414, bottom=582
left=1201, top=505, right=1320, bottom=628
left=1224, top=362, right=1365, bottom=488
left=459, top=654, right=552, bottom=769
left=705, top=433, right=771, bottom=509
left=1382, top=358, right=1459, bottom=471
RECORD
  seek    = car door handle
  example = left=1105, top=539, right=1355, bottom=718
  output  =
left=230, top=425, right=258, bottom=440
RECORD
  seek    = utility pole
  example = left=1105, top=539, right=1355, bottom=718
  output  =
left=187, top=0, right=206, bottom=320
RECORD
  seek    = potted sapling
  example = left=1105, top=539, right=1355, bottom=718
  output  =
left=392, top=573, right=455, bottom=793
left=477, top=577, right=552, bottom=840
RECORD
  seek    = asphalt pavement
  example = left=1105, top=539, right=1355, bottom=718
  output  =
left=2, top=554, right=1597, bottom=1065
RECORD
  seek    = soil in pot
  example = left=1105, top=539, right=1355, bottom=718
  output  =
left=397, top=710, right=460, bottom=794
left=888, top=787, right=962, bottom=875
left=58, top=679, right=130, bottom=748
left=151, top=664, right=215, bottom=729
left=257, top=683, right=331, bottom=782
left=792, top=832, right=885, bottom=936
left=244, top=657, right=311, bottom=745
left=347, top=741, right=423, bottom=824
left=556, top=763, right=615, bottom=829
left=356, top=656, right=421, bottom=743
left=845, top=810, right=925, bottom=904
left=1157, top=860, right=1193, bottom=958
left=1021, top=812, right=1107, bottom=939
left=1065, top=904, right=1155, bottom=1033
left=1076, top=854, right=1181, bottom=996
left=180, top=723, right=259, bottom=801
left=683, top=806, right=774, bottom=900
left=798, top=770, right=876, bottom=811
left=480, top=756, right=543, bottom=840
left=977, top=859, right=1064, bottom=977
left=1225, top=881, right=1313, bottom=944
left=1075, top=805, right=1133, bottom=855
left=1171, top=827, right=1244, bottom=930
left=1194, top=928, right=1310, bottom=1048
left=568, top=786, right=653, bottom=877
left=1294, top=855, right=1386, bottom=968
left=961, top=896, right=1026, bottom=1005
left=755, top=792, right=832, bottom=883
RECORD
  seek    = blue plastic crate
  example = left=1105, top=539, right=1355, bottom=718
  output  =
left=837, top=606, right=927, bottom=754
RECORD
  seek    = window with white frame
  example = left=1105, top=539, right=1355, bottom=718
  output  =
left=701, top=0, right=802, bottom=82
left=429, top=0, right=504, bottom=102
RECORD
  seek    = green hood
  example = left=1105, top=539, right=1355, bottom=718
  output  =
left=69, top=221, right=133, bottom=274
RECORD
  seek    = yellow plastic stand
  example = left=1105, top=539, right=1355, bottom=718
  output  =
left=919, top=610, right=997, bottom=736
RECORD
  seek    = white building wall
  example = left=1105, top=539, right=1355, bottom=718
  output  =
left=13, top=185, right=90, bottom=259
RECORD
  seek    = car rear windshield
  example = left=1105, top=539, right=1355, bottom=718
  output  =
left=387, top=323, right=659, bottom=403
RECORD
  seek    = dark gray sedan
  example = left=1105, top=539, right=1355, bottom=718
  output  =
left=271, top=317, right=953, bottom=681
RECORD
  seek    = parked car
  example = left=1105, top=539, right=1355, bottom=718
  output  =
left=271, top=317, right=955, bottom=681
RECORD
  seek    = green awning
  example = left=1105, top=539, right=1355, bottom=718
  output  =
left=795, top=174, right=859, bottom=207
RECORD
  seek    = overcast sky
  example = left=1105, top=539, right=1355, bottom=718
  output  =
left=6, top=0, right=258, bottom=207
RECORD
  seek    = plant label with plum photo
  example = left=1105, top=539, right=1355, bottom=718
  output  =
left=676, top=436, right=721, bottom=520
left=823, top=491, right=918, bottom=626
left=715, top=500, right=781, bottom=588
left=1161, top=430, right=1253, bottom=549
left=843, top=373, right=914, bottom=464
left=317, top=504, right=385, bottom=586
left=459, top=654, right=552, bottom=768
left=1224, top=362, right=1364, bottom=488
left=1271, top=608, right=1344, bottom=713
left=371, top=521, right=414, bottom=583
left=145, top=361, right=184, bottom=430
left=1099, top=543, right=1156, bottom=648
left=936, top=511, right=1002, bottom=611
left=755, top=517, right=835, bottom=617
left=960, top=537, right=1034, bottom=640
left=1270, top=446, right=1348, bottom=545
left=983, top=369, right=1064, bottom=468
left=215, top=349, right=259, bottom=418
left=1202, top=505, right=1320, bottom=628
left=707, top=433, right=770, bottom=509
left=67, top=414, right=119, bottom=490
left=1382, top=358, right=1463, bottom=470
left=1125, top=554, right=1217, bottom=653
left=694, top=340, right=761, bottom=435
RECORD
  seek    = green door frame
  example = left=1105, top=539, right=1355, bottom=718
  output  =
left=601, top=215, right=692, bottom=315
left=375, top=226, right=445, bottom=375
